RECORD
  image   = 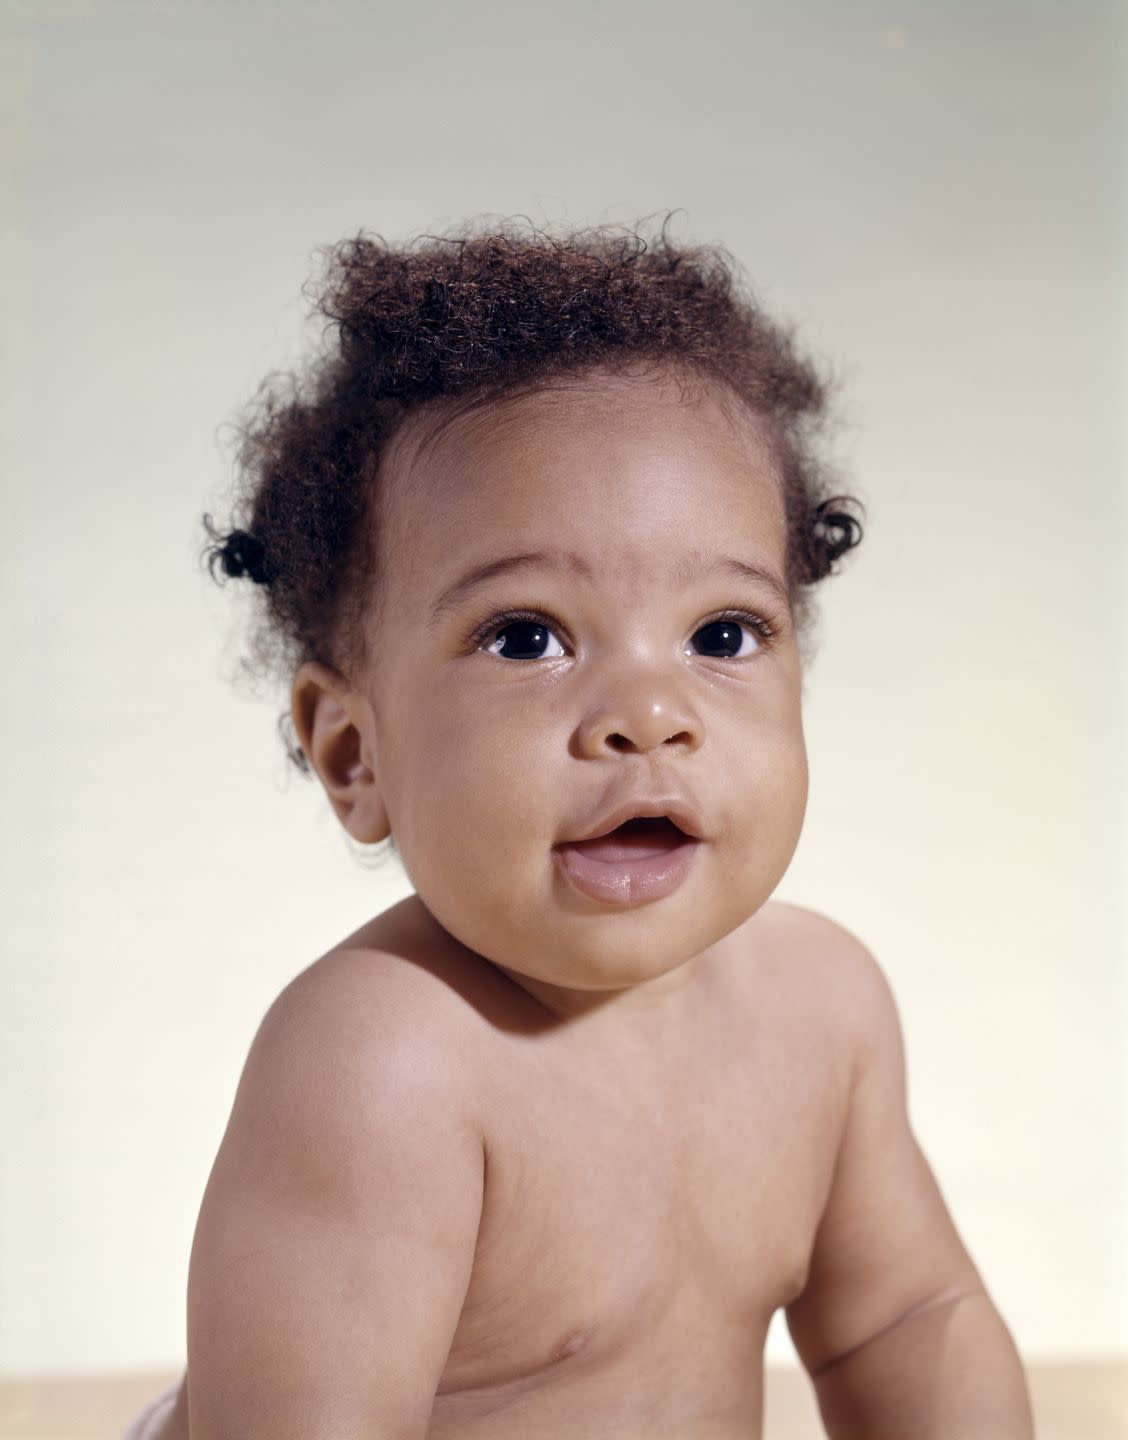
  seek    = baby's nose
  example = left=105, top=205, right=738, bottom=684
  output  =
left=576, top=691, right=703, bottom=757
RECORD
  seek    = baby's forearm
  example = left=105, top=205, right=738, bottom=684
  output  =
left=811, top=1288, right=1035, bottom=1439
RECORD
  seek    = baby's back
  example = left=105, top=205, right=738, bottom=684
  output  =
left=159, top=895, right=857, bottom=1439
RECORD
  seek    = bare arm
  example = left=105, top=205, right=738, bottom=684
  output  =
left=785, top=929, right=1034, bottom=1438
left=186, top=956, right=485, bottom=1439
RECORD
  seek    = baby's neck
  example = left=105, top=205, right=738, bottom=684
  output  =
left=489, top=946, right=718, bottom=1031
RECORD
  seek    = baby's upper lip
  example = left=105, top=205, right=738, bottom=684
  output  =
left=560, top=795, right=704, bottom=845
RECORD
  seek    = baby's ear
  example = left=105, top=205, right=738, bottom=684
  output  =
left=290, top=661, right=389, bottom=843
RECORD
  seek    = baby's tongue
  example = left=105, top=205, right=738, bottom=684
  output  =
left=566, top=820, right=685, bottom=863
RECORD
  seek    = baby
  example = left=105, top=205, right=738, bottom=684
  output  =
left=129, top=219, right=1034, bottom=1439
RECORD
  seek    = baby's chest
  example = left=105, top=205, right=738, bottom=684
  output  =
left=435, top=1021, right=841, bottom=1402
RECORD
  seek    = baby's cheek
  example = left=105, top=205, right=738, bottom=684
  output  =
left=784, top=730, right=810, bottom=818
left=733, top=727, right=808, bottom=873
left=407, top=731, right=543, bottom=868
left=774, top=731, right=809, bottom=835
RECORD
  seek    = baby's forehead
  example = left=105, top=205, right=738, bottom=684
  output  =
left=382, top=365, right=769, bottom=492
left=372, top=373, right=787, bottom=609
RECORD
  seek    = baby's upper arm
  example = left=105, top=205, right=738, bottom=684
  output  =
left=186, top=955, right=485, bottom=1439
left=784, top=923, right=985, bottom=1377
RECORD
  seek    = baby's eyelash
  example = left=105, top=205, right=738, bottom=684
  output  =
left=710, top=607, right=777, bottom=642
left=465, top=607, right=563, bottom=651
left=464, top=606, right=778, bottom=652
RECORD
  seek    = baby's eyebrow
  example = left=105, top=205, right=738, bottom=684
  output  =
left=430, top=547, right=789, bottom=620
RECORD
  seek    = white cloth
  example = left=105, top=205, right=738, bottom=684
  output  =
left=120, top=1377, right=182, bottom=1440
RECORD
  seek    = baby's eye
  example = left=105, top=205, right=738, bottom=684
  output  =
left=689, top=614, right=767, bottom=660
left=474, top=609, right=770, bottom=662
left=480, top=613, right=567, bottom=661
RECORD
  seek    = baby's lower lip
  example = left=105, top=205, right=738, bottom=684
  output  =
left=554, top=835, right=700, bottom=907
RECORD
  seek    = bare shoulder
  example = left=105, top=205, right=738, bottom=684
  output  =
left=740, top=899, right=904, bottom=1096
left=225, top=896, right=505, bottom=1156
left=751, top=899, right=893, bottom=1013
left=186, top=895, right=492, bottom=1440
left=751, top=896, right=875, bottom=961
left=272, top=894, right=502, bottom=1041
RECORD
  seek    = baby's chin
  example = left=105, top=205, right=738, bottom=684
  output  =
left=401, top=820, right=792, bottom=994
left=451, top=883, right=754, bottom=993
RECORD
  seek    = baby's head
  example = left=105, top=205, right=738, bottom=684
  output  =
left=204, top=217, right=862, bottom=1015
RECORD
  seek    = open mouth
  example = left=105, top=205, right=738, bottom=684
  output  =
left=554, top=815, right=701, bottom=906
left=565, top=816, right=693, bottom=862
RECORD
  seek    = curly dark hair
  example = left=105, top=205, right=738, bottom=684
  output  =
left=201, top=214, right=863, bottom=776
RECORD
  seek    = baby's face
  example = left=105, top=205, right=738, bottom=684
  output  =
left=353, top=367, right=807, bottom=1019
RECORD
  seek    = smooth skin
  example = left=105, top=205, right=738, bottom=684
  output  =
left=296, top=365, right=808, bottom=1025
left=174, top=364, right=1033, bottom=1438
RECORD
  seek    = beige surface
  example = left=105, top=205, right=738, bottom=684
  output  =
left=0, top=1364, right=1124, bottom=1439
